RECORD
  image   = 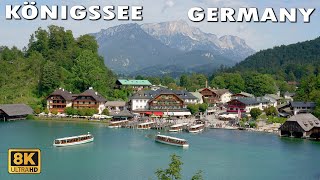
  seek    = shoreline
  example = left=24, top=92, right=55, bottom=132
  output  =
left=33, top=117, right=110, bottom=124
left=31, top=117, right=279, bottom=135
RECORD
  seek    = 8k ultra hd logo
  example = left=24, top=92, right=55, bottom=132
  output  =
left=8, top=149, right=41, bottom=174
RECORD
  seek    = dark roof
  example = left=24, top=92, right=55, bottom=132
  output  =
left=265, top=94, right=282, bottom=101
left=235, top=97, right=270, bottom=105
left=48, top=88, right=75, bottom=101
left=0, top=104, right=33, bottom=116
left=78, top=88, right=106, bottom=102
left=290, top=102, right=316, bottom=108
left=110, top=109, right=133, bottom=118
left=283, top=113, right=320, bottom=131
left=130, top=88, right=197, bottom=101
left=284, top=91, right=295, bottom=97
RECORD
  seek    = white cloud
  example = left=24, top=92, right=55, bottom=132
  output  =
left=162, top=0, right=175, bottom=12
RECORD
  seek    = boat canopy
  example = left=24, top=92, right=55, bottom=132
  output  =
left=156, top=135, right=187, bottom=142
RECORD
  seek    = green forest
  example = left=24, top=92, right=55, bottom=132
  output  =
left=0, top=25, right=320, bottom=117
left=0, top=25, right=116, bottom=109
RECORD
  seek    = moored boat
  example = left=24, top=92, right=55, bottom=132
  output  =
left=169, top=123, right=188, bottom=132
left=53, top=132, right=94, bottom=147
left=188, top=124, right=204, bottom=133
left=155, top=133, right=189, bottom=148
left=108, top=120, right=129, bottom=128
left=137, top=122, right=154, bottom=130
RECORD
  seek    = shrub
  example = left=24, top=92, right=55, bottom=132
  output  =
left=102, top=108, right=110, bottom=116
left=250, top=108, right=262, bottom=120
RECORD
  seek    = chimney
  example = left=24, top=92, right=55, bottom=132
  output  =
left=205, top=80, right=208, bottom=88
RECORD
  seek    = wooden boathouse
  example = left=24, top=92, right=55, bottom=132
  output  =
left=0, top=104, right=33, bottom=121
left=279, top=113, right=320, bottom=139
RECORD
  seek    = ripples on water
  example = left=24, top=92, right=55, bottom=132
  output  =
left=1, top=120, right=320, bottom=180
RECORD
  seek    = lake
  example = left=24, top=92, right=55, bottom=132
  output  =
left=0, top=120, right=320, bottom=180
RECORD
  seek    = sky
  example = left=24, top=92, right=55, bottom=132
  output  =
left=0, top=0, right=319, bottom=50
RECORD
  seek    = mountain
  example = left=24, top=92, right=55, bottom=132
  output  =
left=232, top=37, right=320, bottom=80
left=141, top=20, right=255, bottom=62
left=91, top=20, right=255, bottom=76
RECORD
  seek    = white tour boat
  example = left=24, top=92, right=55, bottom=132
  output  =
left=155, top=133, right=189, bottom=148
left=169, top=123, right=188, bottom=132
left=137, top=122, right=154, bottom=130
left=53, top=132, right=94, bottom=147
left=108, top=120, right=129, bottom=128
left=188, top=124, right=205, bottom=133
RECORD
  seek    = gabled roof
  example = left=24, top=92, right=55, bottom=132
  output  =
left=190, top=92, right=203, bottom=100
left=265, top=94, right=283, bottom=101
left=284, top=113, right=320, bottom=131
left=232, top=97, right=270, bottom=105
left=284, top=91, right=295, bottom=97
left=213, top=89, right=231, bottom=96
left=0, top=104, right=33, bottom=116
left=48, top=88, right=75, bottom=101
left=77, top=88, right=107, bottom=102
left=232, top=92, right=254, bottom=98
left=105, top=101, right=126, bottom=107
left=110, top=109, right=133, bottom=118
left=290, top=102, right=316, bottom=108
left=117, top=79, right=152, bottom=86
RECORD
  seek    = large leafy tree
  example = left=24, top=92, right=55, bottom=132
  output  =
left=211, top=73, right=245, bottom=93
left=39, top=61, right=60, bottom=95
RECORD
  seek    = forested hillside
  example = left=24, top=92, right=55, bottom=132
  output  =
left=232, top=37, right=320, bottom=81
left=0, top=26, right=116, bottom=109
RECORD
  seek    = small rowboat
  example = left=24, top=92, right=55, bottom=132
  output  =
left=53, top=132, right=94, bottom=147
left=155, top=133, right=189, bottom=148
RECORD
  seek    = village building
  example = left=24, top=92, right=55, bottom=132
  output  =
left=72, top=87, right=107, bottom=114
left=105, top=101, right=126, bottom=113
left=110, top=109, right=134, bottom=121
left=279, top=113, right=320, bottom=139
left=198, top=88, right=232, bottom=104
left=283, top=91, right=295, bottom=102
left=227, top=97, right=271, bottom=113
left=115, top=79, right=152, bottom=92
left=129, top=88, right=196, bottom=117
left=190, top=92, right=204, bottom=104
left=47, top=88, right=75, bottom=113
left=0, top=104, right=33, bottom=121
left=264, top=94, right=283, bottom=107
left=231, top=92, right=254, bottom=99
left=290, top=102, right=316, bottom=115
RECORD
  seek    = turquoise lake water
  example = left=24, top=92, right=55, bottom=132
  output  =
left=1, top=120, right=320, bottom=180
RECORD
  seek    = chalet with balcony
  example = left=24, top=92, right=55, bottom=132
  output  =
left=73, top=87, right=107, bottom=114
left=227, top=97, right=271, bottom=113
left=198, top=88, right=232, bottom=104
left=148, top=92, right=184, bottom=111
left=47, top=88, right=75, bottom=113
left=129, top=88, right=196, bottom=117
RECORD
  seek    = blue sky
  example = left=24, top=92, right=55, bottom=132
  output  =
left=0, top=0, right=319, bottom=50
